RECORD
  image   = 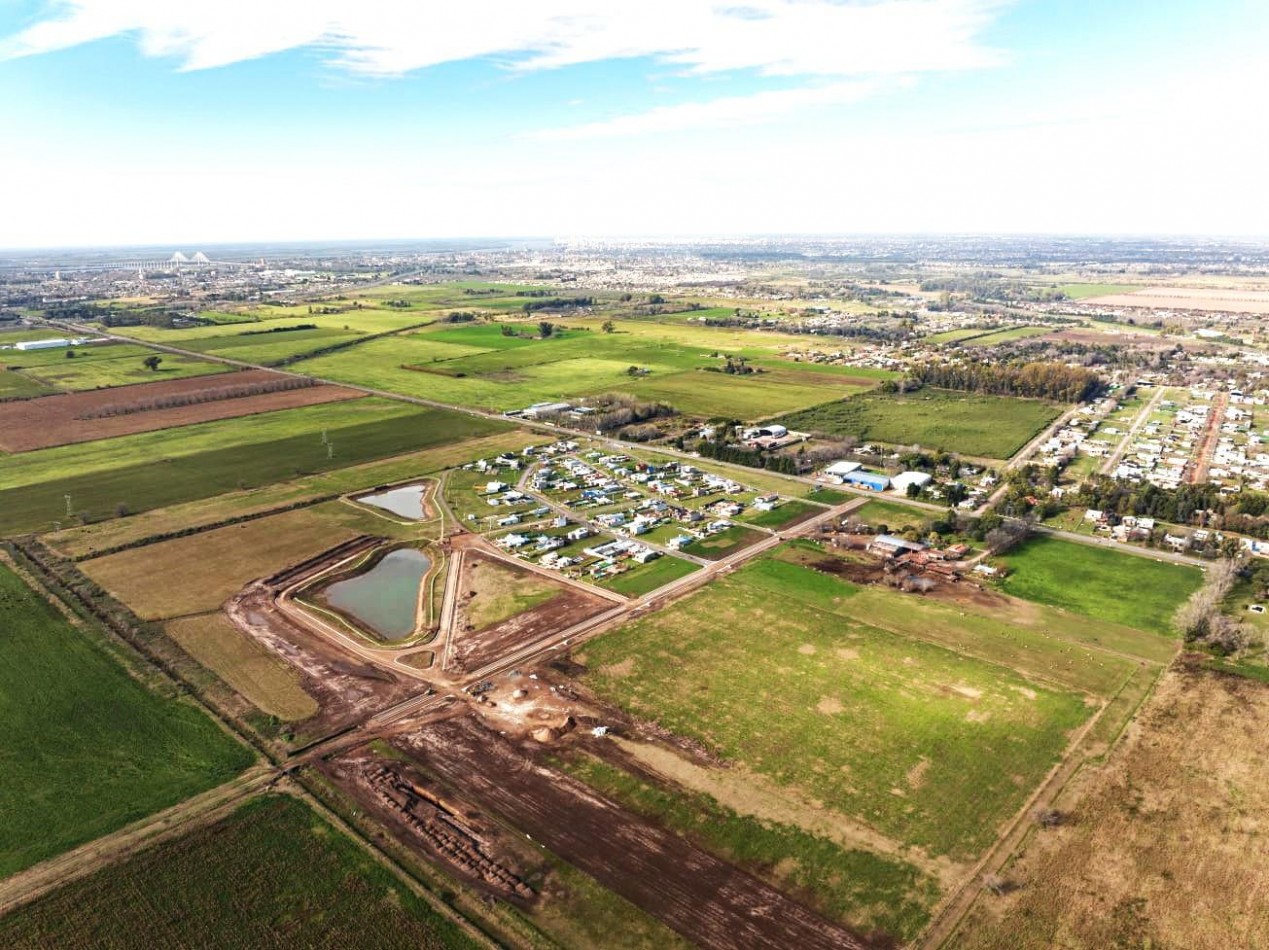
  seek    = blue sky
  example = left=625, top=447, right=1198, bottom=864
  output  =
left=2, top=0, right=1267, bottom=247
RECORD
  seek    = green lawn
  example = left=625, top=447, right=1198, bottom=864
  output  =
left=998, top=536, right=1203, bottom=635
left=738, top=498, right=820, bottom=530
left=2, top=342, right=229, bottom=391
left=681, top=524, right=767, bottom=560
left=775, top=389, right=1061, bottom=459
left=0, top=563, right=253, bottom=877
left=851, top=499, right=934, bottom=530
left=600, top=554, right=699, bottom=597
left=0, top=796, right=479, bottom=949
left=0, top=399, right=509, bottom=535
left=580, top=555, right=1094, bottom=859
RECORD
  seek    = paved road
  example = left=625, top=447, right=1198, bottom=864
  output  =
left=1100, top=386, right=1164, bottom=476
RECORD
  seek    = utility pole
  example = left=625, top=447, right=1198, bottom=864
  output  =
left=64, top=494, right=73, bottom=518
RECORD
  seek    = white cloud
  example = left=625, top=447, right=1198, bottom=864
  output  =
left=527, top=80, right=882, bottom=140
left=1, top=0, right=1006, bottom=78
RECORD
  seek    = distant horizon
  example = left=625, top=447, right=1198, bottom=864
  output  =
left=5, top=231, right=1269, bottom=257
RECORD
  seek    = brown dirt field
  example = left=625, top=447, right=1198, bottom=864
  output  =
left=0, top=369, right=363, bottom=452
left=951, top=660, right=1269, bottom=950
left=394, top=712, right=875, bottom=950
left=449, top=554, right=612, bottom=674
left=1083, top=286, right=1269, bottom=313
left=81, top=506, right=361, bottom=620
left=225, top=580, right=427, bottom=742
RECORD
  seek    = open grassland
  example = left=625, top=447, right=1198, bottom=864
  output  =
left=0, top=795, right=480, bottom=950
left=775, top=389, right=1062, bottom=459
left=1054, top=282, right=1138, bottom=299
left=166, top=613, right=317, bottom=721
left=998, top=536, right=1202, bottom=635
left=0, top=368, right=56, bottom=398
left=2, top=341, right=229, bottom=391
left=599, top=553, right=699, bottom=597
left=580, top=555, right=1094, bottom=860
left=81, top=506, right=362, bottom=620
left=562, top=753, right=938, bottom=942
left=45, top=429, right=541, bottom=560
left=953, top=664, right=1269, bottom=950
left=0, top=563, right=253, bottom=877
left=298, top=318, right=890, bottom=419
left=0, top=399, right=508, bottom=535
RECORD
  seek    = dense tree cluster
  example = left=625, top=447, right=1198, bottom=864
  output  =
left=908, top=360, right=1104, bottom=402
left=519, top=296, right=594, bottom=313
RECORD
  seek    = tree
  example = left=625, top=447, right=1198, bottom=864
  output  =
left=64, top=349, right=76, bottom=359
left=538, top=321, right=555, bottom=339
left=602, top=320, right=615, bottom=334
left=143, top=355, right=162, bottom=372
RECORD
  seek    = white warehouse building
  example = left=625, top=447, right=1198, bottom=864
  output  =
left=891, top=471, right=933, bottom=493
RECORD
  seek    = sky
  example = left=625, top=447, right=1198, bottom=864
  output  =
left=1, top=0, right=1267, bottom=248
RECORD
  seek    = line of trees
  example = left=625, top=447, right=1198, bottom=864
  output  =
left=908, top=360, right=1105, bottom=402
left=77, top=376, right=319, bottom=419
left=520, top=296, right=593, bottom=313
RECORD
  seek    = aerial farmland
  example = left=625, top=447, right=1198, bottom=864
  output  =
left=2, top=244, right=1268, bottom=950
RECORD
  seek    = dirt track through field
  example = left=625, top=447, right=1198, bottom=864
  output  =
left=399, top=714, right=875, bottom=950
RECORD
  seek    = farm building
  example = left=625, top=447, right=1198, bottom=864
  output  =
left=891, top=471, right=933, bottom=493
left=842, top=470, right=891, bottom=492
left=824, top=460, right=862, bottom=481
left=11, top=337, right=92, bottom=351
left=869, top=534, right=927, bottom=557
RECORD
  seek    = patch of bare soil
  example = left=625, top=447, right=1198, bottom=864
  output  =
left=318, top=752, right=535, bottom=901
left=1084, top=287, right=1269, bottom=314
left=0, top=369, right=362, bottom=452
left=448, top=556, right=612, bottom=675
left=953, top=660, right=1269, bottom=950
left=393, top=711, right=876, bottom=950
left=225, top=581, right=426, bottom=741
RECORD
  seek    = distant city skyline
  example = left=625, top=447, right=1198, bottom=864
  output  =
left=2, top=0, right=1267, bottom=247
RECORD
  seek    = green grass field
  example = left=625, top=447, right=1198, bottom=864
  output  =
left=738, top=498, right=820, bottom=530
left=962, top=326, right=1053, bottom=346
left=850, top=499, right=934, bottom=530
left=1, top=342, right=229, bottom=391
left=291, top=318, right=889, bottom=419
left=776, top=389, right=1062, bottom=459
left=0, top=398, right=509, bottom=535
left=0, top=795, right=479, bottom=949
left=0, top=563, right=253, bottom=877
left=681, top=524, right=767, bottom=560
left=580, top=554, right=1094, bottom=859
left=998, top=536, right=1202, bottom=635
left=600, top=553, right=699, bottom=597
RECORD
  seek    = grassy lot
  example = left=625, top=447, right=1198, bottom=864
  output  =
left=1054, top=282, right=1139, bottom=299
left=998, top=536, right=1202, bottom=635
left=0, top=795, right=480, bottom=949
left=962, top=326, right=1053, bottom=346
left=465, top=557, right=562, bottom=630
left=738, top=498, right=820, bottom=530
left=682, top=524, right=767, bottom=560
left=776, top=389, right=1062, bottom=459
left=82, top=506, right=361, bottom=620
left=600, top=553, right=699, bottom=597
left=562, top=754, right=938, bottom=942
left=951, top=667, right=1269, bottom=949
left=0, top=563, right=253, bottom=877
left=851, top=499, right=935, bottom=530
left=2, top=342, right=229, bottom=391
left=166, top=613, right=317, bottom=721
left=580, top=555, right=1093, bottom=859
left=0, top=368, right=57, bottom=398
left=45, top=430, right=541, bottom=560
left=620, top=370, right=871, bottom=418
left=805, top=486, right=853, bottom=504
left=0, top=400, right=508, bottom=535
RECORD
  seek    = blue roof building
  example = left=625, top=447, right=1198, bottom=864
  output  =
left=843, top=470, right=891, bottom=492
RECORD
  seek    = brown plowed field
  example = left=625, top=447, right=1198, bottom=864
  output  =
left=396, top=714, right=875, bottom=950
left=1084, top=286, right=1269, bottom=313
left=0, top=370, right=363, bottom=452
